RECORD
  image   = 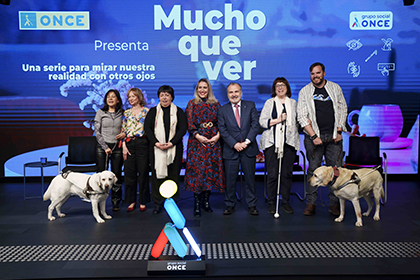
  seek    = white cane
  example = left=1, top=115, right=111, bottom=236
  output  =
left=274, top=121, right=285, bottom=219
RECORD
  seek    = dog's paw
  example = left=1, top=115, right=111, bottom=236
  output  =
left=96, top=218, right=105, bottom=223
left=362, top=212, right=369, bottom=217
left=334, top=217, right=343, bottom=223
left=355, top=221, right=363, bottom=227
left=58, top=213, right=66, bottom=218
left=103, top=215, right=112, bottom=220
left=373, top=215, right=380, bottom=221
left=48, top=216, right=56, bottom=221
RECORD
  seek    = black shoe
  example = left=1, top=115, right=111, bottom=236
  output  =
left=223, top=206, right=235, bottom=215
left=201, top=191, right=213, bottom=213
left=268, top=204, right=276, bottom=214
left=280, top=203, right=294, bottom=214
left=112, top=204, right=120, bottom=212
left=153, top=205, right=163, bottom=215
left=248, top=206, right=259, bottom=216
left=194, top=193, right=201, bottom=217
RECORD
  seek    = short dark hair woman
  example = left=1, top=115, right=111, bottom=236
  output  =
left=144, top=85, right=187, bottom=214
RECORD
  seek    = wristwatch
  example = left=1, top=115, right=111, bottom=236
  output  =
left=310, top=134, right=318, bottom=140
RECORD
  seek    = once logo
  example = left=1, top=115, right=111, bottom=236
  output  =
left=19, top=11, right=89, bottom=30
left=166, top=264, right=187, bottom=270
left=349, top=11, right=392, bottom=30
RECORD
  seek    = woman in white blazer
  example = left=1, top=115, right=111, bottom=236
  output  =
left=259, top=77, right=300, bottom=214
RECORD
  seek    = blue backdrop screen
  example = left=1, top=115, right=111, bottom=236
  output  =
left=1, top=0, right=419, bottom=176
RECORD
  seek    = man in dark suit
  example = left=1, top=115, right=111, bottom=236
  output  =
left=218, top=82, right=260, bottom=215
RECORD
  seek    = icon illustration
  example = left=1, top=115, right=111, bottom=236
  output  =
left=347, top=62, right=361, bottom=78
left=381, top=38, right=393, bottom=51
left=365, top=50, right=378, bottom=62
left=377, top=63, right=395, bottom=76
left=346, top=39, right=363, bottom=51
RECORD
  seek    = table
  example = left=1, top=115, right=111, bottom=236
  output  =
left=23, top=161, right=59, bottom=200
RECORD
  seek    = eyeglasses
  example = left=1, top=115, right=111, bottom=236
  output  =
left=275, top=84, right=286, bottom=88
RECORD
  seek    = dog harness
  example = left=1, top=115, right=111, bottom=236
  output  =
left=332, top=165, right=382, bottom=191
left=61, top=171, right=108, bottom=198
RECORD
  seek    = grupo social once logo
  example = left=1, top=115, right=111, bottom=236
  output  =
left=166, top=262, right=187, bottom=271
left=349, top=11, right=393, bottom=30
left=19, top=11, right=90, bottom=30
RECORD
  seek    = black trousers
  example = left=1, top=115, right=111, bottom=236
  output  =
left=96, top=142, right=123, bottom=205
left=264, top=144, right=296, bottom=205
left=124, top=137, right=150, bottom=205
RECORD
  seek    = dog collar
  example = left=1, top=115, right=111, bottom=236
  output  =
left=330, top=167, right=340, bottom=185
left=83, top=176, right=94, bottom=198
left=82, top=176, right=108, bottom=197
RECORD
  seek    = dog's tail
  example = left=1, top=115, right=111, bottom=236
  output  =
left=375, top=170, right=385, bottom=199
left=43, top=185, right=51, bottom=201
left=381, top=185, right=385, bottom=199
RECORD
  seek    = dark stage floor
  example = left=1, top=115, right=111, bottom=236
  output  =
left=1, top=177, right=420, bottom=280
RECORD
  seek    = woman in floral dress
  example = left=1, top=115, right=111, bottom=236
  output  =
left=184, top=78, right=225, bottom=217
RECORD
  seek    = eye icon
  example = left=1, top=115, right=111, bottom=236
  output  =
left=346, top=39, right=363, bottom=51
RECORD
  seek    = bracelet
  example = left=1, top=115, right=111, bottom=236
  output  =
left=310, top=134, right=318, bottom=140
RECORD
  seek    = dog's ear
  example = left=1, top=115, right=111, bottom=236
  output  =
left=323, top=166, right=334, bottom=185
left=91, top=173, right=101, bottom=188
left=113, top=173, right=118, bottom=185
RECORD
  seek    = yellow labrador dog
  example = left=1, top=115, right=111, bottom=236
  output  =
left=43, top=170, right=117, bottom=223
left=308, top=166, right=384, bottom=227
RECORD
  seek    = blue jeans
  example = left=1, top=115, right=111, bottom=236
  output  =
left=304, top=134, right=342, bottom=205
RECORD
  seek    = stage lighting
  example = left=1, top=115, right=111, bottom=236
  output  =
left=0, top=0, right=11, bottom=5
left=403, top=0, right=415, bottom=6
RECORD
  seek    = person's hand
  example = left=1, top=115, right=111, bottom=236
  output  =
left=207, top=133, right=220, bottom=147
left=196, top=134, right=209, bottom=146
left=234, top=142, right=248, bottom=152
left=163, top=142, right=174, bottom=150
left=122, top=144, right=130, bottom=161
left=105, top=148, right=112, bottom=156
left=334, top=133, right=343, bottom=143
left=156, top=142, right=173, bottom=150
left=280, top=113, right=287, bottom=122
left=115, top=132, right=125, bottom=140
left=155, top=142, right=166, bottom=150
left=313, top=137, right=323, bottom=146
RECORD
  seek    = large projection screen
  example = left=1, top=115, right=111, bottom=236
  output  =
left=1, top=0, right=419, bottom=177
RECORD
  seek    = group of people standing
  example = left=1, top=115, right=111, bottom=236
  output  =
left=93, top=61, right=347, bottom=218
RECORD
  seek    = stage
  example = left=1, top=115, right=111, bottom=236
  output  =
left=0, top=178, right=419, bottom=279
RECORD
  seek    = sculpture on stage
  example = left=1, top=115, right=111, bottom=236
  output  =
left=150, top=180, right=201, bottom=259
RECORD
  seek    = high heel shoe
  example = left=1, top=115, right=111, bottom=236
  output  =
left=127, top=203, right=136, bottom=212
left=139, top=205, right=146, bottom=212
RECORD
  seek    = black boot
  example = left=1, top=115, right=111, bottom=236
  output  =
left=202, top=191, right=213, bottom=213
left=194, top=193, right=201, bottom=217
left=111, top=184, right=122, bottom=211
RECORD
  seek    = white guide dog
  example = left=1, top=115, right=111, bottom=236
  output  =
left=43, top=171, right=116, bottom=223
left=308, top=166, right=384, bottom=227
